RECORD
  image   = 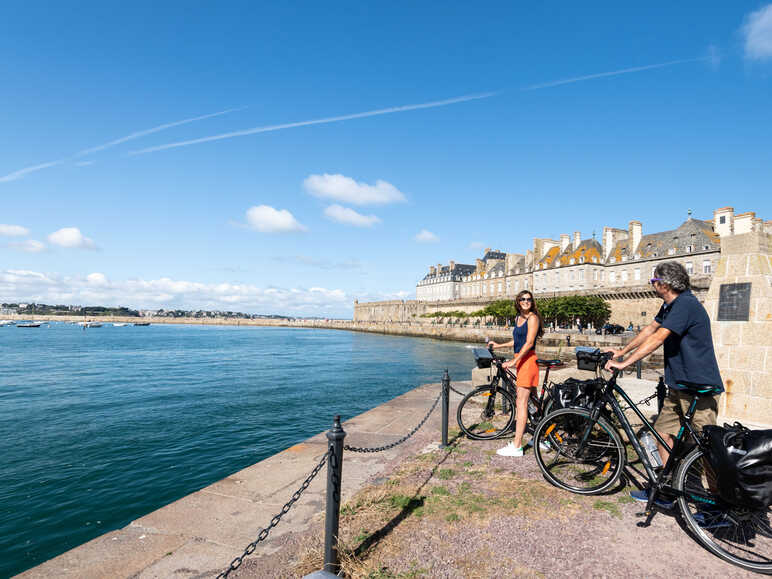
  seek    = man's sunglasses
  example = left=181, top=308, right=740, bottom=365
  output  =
left=650, top=277, right=662, bottom=285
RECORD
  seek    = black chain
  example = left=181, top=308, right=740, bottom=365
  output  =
left=216, top=450, right=329, bottom=578
left=344, top=390, right=442, bottom=453
left=618, top=392, right=658, bottom=413
left=449, top=384, right=467, bottom=397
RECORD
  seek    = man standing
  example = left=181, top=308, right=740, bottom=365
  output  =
left=605, top=261, right=723, bottom=504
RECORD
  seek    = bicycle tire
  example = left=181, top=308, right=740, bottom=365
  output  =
left=533, top=407, right=625, bottom=495
left=457, top=384, right=516, bottom=440
left=674, top=447, right=772, bottom=574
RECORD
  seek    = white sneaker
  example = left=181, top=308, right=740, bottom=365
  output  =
left=496, top=442, right=524, bottom=457
left=525, top=439, right=551, bottom=452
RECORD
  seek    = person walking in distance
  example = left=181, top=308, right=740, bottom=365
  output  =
left=488, top=290, right=544, bottom=457
left=604, top=261, right=723, bottom=505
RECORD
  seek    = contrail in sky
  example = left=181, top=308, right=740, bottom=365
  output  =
left=0, top=107, right=243, bottom=184
left=127, top=92, right=498, bottom=155
left=0, top=160, right=63, bottom=183
left=74, top=107, right=244, bottom=157
left=521, top=57, right=708, bottom=91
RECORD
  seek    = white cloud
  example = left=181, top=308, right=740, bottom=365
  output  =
left=245, top=205, right=307, bottom=233
left=7, top=240, right=46, bottom=253
left=0, top=224, right=30, bottom=237
left=0, top=269, right=351, bottom=316
left=744, top=4, right=772, bottom=60
left=47, top=227, right=97, bottom=249
left=323, top=204, right=380, bottom=227
left=415, top=229, right=439, bottom=243
left=304, top=174, right=406, bottom=205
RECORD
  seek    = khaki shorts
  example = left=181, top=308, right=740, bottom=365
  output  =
left=654, top=388, right=719, bottom=437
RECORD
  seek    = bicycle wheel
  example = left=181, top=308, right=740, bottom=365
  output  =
left=675, top=447, right=772, bottom=574
left=533, top=407, right=625, bottom=495
left=457, top=384, right=515, bottom=440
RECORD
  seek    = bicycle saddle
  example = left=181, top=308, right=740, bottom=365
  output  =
left=537, top=359, right=564, bottom=368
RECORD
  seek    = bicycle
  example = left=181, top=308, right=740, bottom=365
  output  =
left=531, top=349, right=772, bottom=574
left=456, top=343, right=564, bottom=440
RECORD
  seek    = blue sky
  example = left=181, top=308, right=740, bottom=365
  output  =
left=1, top=2, right=771, bottom=317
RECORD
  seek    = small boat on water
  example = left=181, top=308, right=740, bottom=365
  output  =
left=134, top=322, right=151, bottom=326
left=112, top=322, right=131, bottom=327
left=17, top=322, right=41, bottom=328
left=0, top=320, right=15, bottom=326
left=77, top=321, right=103, bottom=328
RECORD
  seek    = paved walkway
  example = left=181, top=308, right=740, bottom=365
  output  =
left=19, top=367, right=760, bottom=578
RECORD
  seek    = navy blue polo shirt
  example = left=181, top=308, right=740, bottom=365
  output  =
left=654, top=290, right=724, bottom=393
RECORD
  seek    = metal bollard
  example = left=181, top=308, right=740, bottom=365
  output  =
left=656, top=376, right=667, bottom=413
left=636, top=360, right=642, bottom=379
left=441, top=369, right=450, bottom=448
left=324, top=416, right=346, bottom=574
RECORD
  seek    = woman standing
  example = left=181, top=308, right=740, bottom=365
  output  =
left=488, top=290, right=544, bottom=457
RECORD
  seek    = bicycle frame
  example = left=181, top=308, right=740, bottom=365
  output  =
left=577, top=372, right=711, bottom=524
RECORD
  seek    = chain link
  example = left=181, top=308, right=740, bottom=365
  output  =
left=618, top=392, right=658, bottom=413
left=448, top=384, right=467, bottom=397
left=344, top=390, right=442, bottom=453
left=216, top=450, right=330, bottom=578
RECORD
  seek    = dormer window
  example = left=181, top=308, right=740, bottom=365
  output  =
left=622, top=255, right=629, bottom=262
left=668, top=248, right=676, bottom=255
left=609, top=257, right=616, bottom=263
left=580, top=257, right=585, bottom=264
left=703, top=245, right=709, bottom=250
left=569, top=258, right=575, bottom=265
left=686, top=245, right=693, bottom=253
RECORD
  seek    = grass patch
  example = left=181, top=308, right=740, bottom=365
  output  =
left=617, top=493, right=635, bottom=504
left=430, top=486, right=450, bottom=496
left=593, top=500, right=622, bottom=518
left=462, top=461, right=473, bottom=468
left=445, top=512, right=460, bottom=522
left=436, top=468, right=456, bottom=480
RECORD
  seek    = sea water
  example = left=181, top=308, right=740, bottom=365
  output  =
left=0, top=323, right=473, bottom=576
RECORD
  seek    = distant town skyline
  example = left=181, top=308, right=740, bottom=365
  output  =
left=1, top=2, right=771, bottom=317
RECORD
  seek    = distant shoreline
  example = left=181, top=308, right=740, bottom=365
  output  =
left=5, top=313, right=662, bottom=364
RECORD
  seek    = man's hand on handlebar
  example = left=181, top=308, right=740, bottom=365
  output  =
left=603, top=347, right=624, bottom=359
left=604, top=358, right=627, bottom=372
left=487, top=340, right=498, bottom=350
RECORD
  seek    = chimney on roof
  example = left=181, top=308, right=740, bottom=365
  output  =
left=560, top=234, right=570, bottom=252
left=484, top=247, right=490, bottom=254
left=713, top=206, right=734, bottom=237
left=475, top=258, right=483, bottom=272
left=449, top=260, right=455, bottom=270
left=573, top=231, right=581, bottom=248
left=437, top=263, right=442, bottom=274
left=629, top=221, right=642, bottom=254
left=429, top=266, right=436, bottom=275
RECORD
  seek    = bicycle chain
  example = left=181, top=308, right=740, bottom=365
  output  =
left=216, top=450, right=329, bottom=578
left=344, top=390, right=442, bottom=453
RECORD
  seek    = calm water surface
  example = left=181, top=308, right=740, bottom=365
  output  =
left=0, top=323, right=473, bottom=576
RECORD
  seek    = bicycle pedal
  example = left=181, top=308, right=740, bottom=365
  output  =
left=636, top=519, right=652, bottom=528
left=635, top=511, right=647, bottom=517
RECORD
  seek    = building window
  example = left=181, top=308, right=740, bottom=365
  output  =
left=686, top=245, right=693, bottom=253
left=720, top=215, right=726, bottom=224
left=668, top=248, right=676, bottom=255
left=686, top=262, right=693, bottom=275
left=498, top=282, right=502, bottom=294
left=622, top=270, right=628, bottom=282
left=703, top=260, right=711, bottom=274
left=610, top=272, right=616, bottom=283
left=634, top=268, right=640, bottom=281
left=579, top=270, right=584, bottom=281
left=593, top=270, right=598, bottom=281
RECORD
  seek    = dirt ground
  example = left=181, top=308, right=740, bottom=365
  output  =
left=231, top=419, right=757, bottom=578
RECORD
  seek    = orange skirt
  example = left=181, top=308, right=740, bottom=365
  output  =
left=515, top=350, right=539, bottom=388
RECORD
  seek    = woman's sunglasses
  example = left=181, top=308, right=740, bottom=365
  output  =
left=518, top=297, right=533, bottom=302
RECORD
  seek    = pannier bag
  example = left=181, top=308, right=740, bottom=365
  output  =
left=473, top=348, right=494, bottom=369
left=575, top=346, right=603, bottom=371
left=703, top=422, right=772, bottom=510
left=552, top=377, right=605, bottom=410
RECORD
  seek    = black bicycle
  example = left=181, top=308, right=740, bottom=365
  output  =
left=456, top=344, right=564, bottom=440
left=531, top=350, right=772, bottom=574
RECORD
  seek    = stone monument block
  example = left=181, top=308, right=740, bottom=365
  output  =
left=703, top=231, right=772, bottom=426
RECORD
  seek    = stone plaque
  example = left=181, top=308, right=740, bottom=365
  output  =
left=717, top=283, right=752, bottom=321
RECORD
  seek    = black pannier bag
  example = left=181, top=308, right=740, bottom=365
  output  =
left=703, top=422, right=772, bottom=510
left=473, top=348, right=494, bottom=369
left=575, top=346, right=603, bottom=371
left=552, top=377, right=605, bottom=410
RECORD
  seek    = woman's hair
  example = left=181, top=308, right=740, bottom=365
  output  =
left=514, top=290, right=544, bottom=340
left=654, top=261, right=690, bottom=293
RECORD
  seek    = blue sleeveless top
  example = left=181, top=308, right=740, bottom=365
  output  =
left=512, top=315, right=531, bottom=354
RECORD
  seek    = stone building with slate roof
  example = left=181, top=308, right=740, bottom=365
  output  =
left=407, top=207, right=770, bottom=325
